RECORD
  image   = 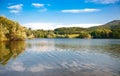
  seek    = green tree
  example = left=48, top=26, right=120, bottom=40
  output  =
left=111, top=25, right=120, bottom=38
left=0, top=16, right=27, bottom=41
left=78, top=32, right=91, bottom=39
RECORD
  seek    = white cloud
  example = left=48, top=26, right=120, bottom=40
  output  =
left=56, top=24, right=101, bottom=28
left=32, top=3, right=49, bottom=12
left=29, top=64, right=56, bottom=72
left=23, top=22, right=101, bottom=30
left=32, top=3, right=44, bottom=8
left=9, top=62, right=25, bottom=72
left=23, top=23, right=56, bottom=30
left=8, top=4, right=23, bottom=10
left=61, top=8, right=100, bottom=13
left=8, top=4, right=23, bottom=14
left=86, top=0, right=119, bottom=4
left=10, top=10, right=19, bottom=13
left=27, top=40, right=55, bottom=52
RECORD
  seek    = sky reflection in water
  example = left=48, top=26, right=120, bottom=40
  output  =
left=0, top=39, right=120, bottom=76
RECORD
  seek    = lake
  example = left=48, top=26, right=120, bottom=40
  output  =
left=0, top=39, right=120, bottom=76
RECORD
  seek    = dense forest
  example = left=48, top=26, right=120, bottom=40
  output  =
left=0, top=16, right=120, bottom=41
left=0, top=16, right=34, bottom=41
left=31, top=20, right=120, bottom=39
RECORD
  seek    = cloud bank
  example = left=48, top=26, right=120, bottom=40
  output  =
left=23, top=23, right=101, bottom=30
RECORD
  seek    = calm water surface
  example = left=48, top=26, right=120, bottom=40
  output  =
left=0, top=39, right=120, bottom=76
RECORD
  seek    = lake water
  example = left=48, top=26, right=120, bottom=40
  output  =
left=0, top=39, right=120, bottom=76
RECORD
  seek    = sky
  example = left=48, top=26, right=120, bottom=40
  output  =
left=0, top=0, right=120, bottom=30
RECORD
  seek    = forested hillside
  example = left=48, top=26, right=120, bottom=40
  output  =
left=0, top=16, right=33, bottom=41
left=53, top=20, right=120, bottom=38
left=0, top=16, right=120, bottom=41
left=89, top=20, right=120, bottom=38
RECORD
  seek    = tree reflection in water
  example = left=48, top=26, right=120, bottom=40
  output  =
left=0, top=41, right=26, bottom=65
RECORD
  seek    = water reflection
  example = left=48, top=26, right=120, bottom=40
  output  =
left=26, top=39, right=120, bottom=58
left=0, top=39, right=120, bottom=76
left=0, top=41, right=26, bottom=65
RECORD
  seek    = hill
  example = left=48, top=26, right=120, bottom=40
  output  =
left=0, top=16, right=120, bottom=40
left=0, top=16, right=32, bottom=41
left=88, top=20, right=120, bottom=38
left=53, top=20, right=120, bottom=38
left=89, top=20, right=120, bottom=30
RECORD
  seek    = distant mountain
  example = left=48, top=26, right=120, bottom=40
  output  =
left=104, top=20, right=120, bottom=26
left=54, top=20, right=120, bottom=38
left=89, top=20, right=120, bottom=30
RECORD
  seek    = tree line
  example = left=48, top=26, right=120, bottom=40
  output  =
left=0, top=16, right=120, bottom=41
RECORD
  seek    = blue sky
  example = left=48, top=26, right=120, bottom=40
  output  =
left=0, top=0, right=120, bottom=29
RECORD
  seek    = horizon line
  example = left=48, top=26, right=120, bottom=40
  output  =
left=23, top=23, right=102, bottom=30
